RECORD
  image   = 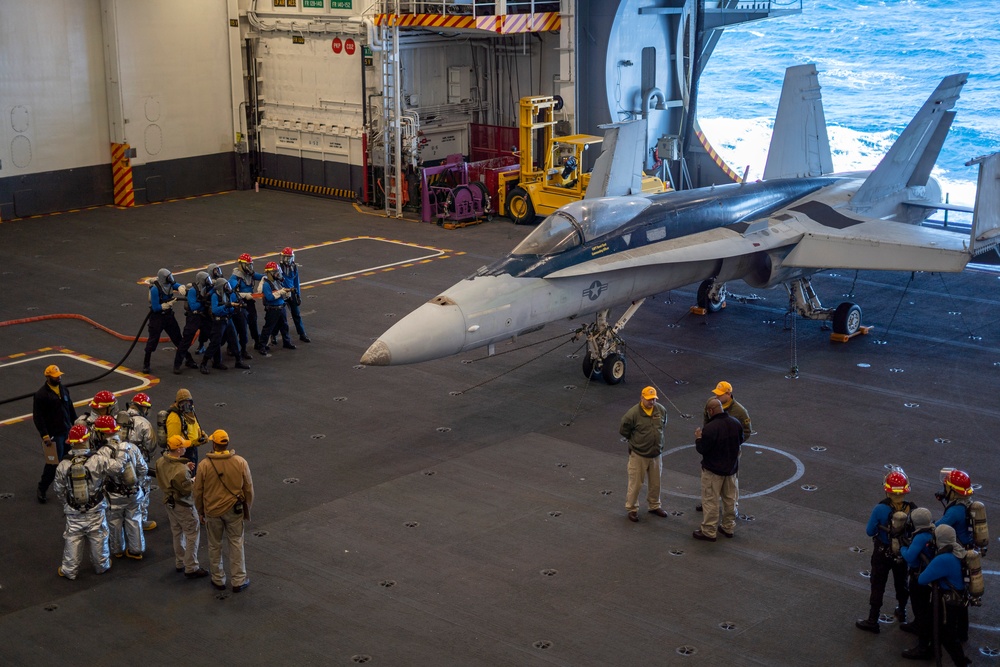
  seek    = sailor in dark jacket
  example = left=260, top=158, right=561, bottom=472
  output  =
left=693, top=398, right=743, bottom=541
left=32, top=364, right=78, bottom=503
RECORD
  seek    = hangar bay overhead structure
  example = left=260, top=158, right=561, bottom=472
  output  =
left=365, top=0, right=801, bottom=217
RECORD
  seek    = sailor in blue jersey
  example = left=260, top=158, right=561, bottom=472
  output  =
left=856, top=470, right=915, bottom=634
left=935, top=468, right=975, bottom=548
left=899, top=507, right=936, bottom=659
left=143, top=268, right=186, bottom=373
left=279, top=247, right=310, bottom=343
left=230, top=253, right=262, bottom=356
left=173, top=271, right=211, bottom=375
left=257, top=261, right=295, bottom=356
left=918, top=525, right=970, bottom=666
left=200, top=278, right=249, bottom=374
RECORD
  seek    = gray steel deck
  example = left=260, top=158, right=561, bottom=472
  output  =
left=0, top=190, right=996, bottom=665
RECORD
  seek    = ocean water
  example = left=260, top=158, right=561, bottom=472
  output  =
left=698, top=0, right=1000, bottom=213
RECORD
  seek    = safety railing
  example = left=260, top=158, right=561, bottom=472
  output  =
left=382, top=1, right=560, bottom=17
left=708, top=0, right=802, bottom=13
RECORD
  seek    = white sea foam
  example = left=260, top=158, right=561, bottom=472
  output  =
left=698, top=118, right=897, bottom=181
left=698, top=116, right=977, bottom=224
left=697, top=0, right=997, bottom=214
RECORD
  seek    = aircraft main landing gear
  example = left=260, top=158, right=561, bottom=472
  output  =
left=691, top=278, right=727, bottom=315
left=785, top=277, right=871, bottom=340
left=575, top=299, right=646, bottom=385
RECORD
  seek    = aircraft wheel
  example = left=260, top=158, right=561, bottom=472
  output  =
left=582, top=352, right=602, bottom=380
left=832, top=302, right=862, bottom=336
left=601, top=353, right=626, bottom=385
left=508, top=187, right=535, bottom=225
left=696, top=279, right=725, bottom=313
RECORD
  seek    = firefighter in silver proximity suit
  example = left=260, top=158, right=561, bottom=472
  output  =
left=75, top=390, right=118, bottom=449
left=53, top=424, right=122, bottom=579
left=118, top=392, right=157, bottom=531
left=94, top=414, right=148, bottom=559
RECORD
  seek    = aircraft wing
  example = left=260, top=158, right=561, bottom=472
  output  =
left=545, top=220, right=803, bottom=278
left=546, top=199, right=976, bottom=280
left=780, top=207, right=971, bottom=272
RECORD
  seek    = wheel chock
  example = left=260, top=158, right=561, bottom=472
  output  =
left=689, top=302, right=724, bottom=316
left=830, top=325, right=873, bottom=343
left=443, top=217, right=487, bottom=230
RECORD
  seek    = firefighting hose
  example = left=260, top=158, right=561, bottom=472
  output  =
left=0, top=311, right=155, bottom=406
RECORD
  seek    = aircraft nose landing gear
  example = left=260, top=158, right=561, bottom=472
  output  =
left=575, top=299, right=646, bottom=385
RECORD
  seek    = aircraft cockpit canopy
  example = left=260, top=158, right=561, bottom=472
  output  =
left=511, top=197, right=651, bottom=256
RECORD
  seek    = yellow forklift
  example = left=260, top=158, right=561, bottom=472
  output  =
left=497, top=96, right=665, bottom=224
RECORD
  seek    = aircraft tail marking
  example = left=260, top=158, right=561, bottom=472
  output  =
left=968, top=151, right=1000, bottom=257
left=850, top=73, right=968, bottom=211
left=763, top=64, right=833, bottom=181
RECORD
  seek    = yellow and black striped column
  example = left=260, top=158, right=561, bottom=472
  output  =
left=111, top=143, right=135, bottom=207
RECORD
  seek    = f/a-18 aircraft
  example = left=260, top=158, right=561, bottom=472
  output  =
left=362, top=65, right=1000, bottom=384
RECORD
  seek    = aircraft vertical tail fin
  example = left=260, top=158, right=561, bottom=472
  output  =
left=849, top=73, right=968, bottom=212
left=587, top=119, right=647, bottom=198
left=762, top=64, right=833, bottom=180
left=968, top=152, right=1000, bottom=257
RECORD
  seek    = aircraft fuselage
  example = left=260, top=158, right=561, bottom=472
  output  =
left=362, top=177, right=856, bottom=366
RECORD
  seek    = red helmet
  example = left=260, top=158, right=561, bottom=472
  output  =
left=942, top=469, right=973, bottom=496
left=66, top=424, right=89, bottom=445
left=131, top=392, right=151, bottom=408
left=281, top=247, right=294, bottom=257
left=265, top=261, right=279, bottom=272
left=883, top=471, right=910, bottom=495
left=93, top=414, right=120, bottom=434
left=90, top=390, right=116, bottom=410
left=239, top=253, right=253, bottom=263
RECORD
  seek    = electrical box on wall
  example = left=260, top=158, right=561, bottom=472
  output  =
left=447, top=67, right=473, bottom=104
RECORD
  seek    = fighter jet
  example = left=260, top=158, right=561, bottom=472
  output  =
left=362, top=65, right=1000, bottom=384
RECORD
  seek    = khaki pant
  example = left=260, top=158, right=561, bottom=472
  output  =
left=625, top=451, right=662, bottom=512
left=166, top=501, right=201, bottom=572
left=206, top=506, right=247, bottom=588
left=699, top=468, right=738, bottom=538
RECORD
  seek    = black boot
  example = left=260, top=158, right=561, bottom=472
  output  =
left=199, top=362, right=210, bottom=375
left=142, top=352, right=152, bottom=374
left=855, top=607, right=880, bottom=634
left=901, top=645, right=932, bottom=660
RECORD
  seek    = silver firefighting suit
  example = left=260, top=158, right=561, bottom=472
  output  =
left=120, top=409, right=157, bottom=526
left=99, top=438, right=149, bottom=556
left=52, top=447, right=121, bottom=578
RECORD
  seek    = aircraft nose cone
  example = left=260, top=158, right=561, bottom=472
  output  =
left=360, top=300, right=467, bottom=366
left=360, top=340, right=391, bottom=366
